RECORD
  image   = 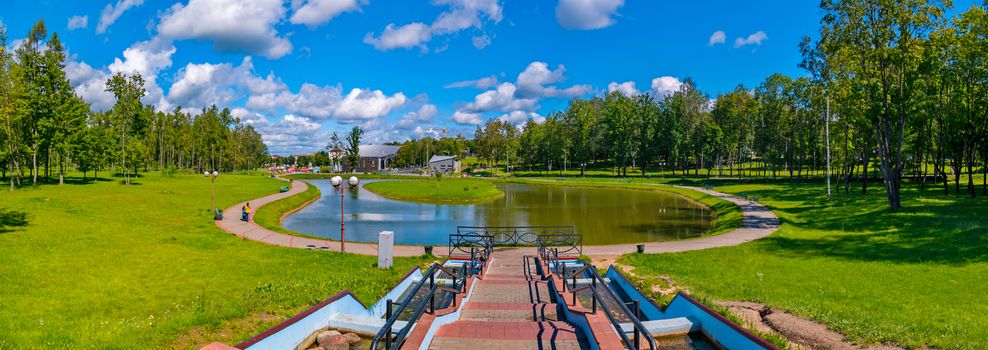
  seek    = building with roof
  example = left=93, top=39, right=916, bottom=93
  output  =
left=347, top=145, right=401, bottom=173
left=429, top=155, right=461, bottom=174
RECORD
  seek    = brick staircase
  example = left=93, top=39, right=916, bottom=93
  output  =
left=427, top=250, right=591, bottom=350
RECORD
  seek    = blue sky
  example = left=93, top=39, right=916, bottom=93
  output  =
left=2, top=0, right=975, bottom=154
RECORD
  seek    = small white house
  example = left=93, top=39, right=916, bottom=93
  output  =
left=429, top=155, right=461, bottom=174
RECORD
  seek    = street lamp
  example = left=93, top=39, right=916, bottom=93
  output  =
left=205, top=171, right=219, bottom=220
left=331, top=175, right=359, bottom=253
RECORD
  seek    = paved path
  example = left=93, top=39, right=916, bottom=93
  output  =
left=214, top=178, right=426, bottom=257
left=429, top=249, right=590, bottom=350
left=218, top=178, right=779, bottom=258
left=581, top=185, right=780, bottom=258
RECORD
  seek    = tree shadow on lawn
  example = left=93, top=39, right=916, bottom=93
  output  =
left=0, top=208, right=29, bottom=233
left=748, top=185, right=988, bottom=265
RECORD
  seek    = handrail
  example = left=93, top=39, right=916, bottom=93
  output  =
left=370, top=262, right=465, bottom=350
left=458, top=225, right=575, bottom=246
left=585, top=266, right=657, bottom=350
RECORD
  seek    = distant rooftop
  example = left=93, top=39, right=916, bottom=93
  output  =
left=429, top=155, right=456, bottom=163
left=358, top=145, right=401, bottom=158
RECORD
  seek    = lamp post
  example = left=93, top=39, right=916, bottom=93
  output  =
left=205, top=171, right=219, bottom=220
left=331, top=175, right=359, bottom=253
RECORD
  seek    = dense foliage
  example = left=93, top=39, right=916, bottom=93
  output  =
left=0, top=20, right=269, bottom=190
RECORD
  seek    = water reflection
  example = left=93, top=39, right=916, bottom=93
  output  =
left=283, top=180, right=714, bottom=245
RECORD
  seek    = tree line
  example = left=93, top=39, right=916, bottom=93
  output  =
left=0, top=20, right=269, bottom=191
left=470, top=2, right=987, bottom=210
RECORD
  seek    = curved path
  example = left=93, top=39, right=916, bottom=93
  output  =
left=217, top=178, right=779, bottom=258
left=215, top=178, right=426, bottom=257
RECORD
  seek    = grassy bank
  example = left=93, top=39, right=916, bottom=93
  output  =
left=251, top=180, right=322, bottom=238
left=0, top=173, right=428, bottom=349
left=620, top=182, right=988, bottom=349
left=499, top=177, right=744, bottom=237
left=363, top=178, right=504, bottom=203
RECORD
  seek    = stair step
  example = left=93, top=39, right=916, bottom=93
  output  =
left=435, top=320, right=583, bottom=340
left=461, top=302, right=560, bottom=321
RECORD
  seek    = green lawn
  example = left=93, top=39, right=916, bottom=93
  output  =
left=620, top=182, right=988, bottom=349
left=363, top=178, right=504, bottom=203
left=0, top=172, right=428, bottom=349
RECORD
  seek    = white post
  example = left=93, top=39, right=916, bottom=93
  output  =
left=378, top=231, right=394, bottom=269
left=826, top=98, right=832, bottom=200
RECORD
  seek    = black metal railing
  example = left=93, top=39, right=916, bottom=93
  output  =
left=548, top=258, right=656, bottom=350
left=370, top=263, right=468, bottom=350
left=537, top=234, right=583, bottom=263
left=457, top=226, right=575, bottom=246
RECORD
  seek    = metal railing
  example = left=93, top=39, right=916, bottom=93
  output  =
left=537, top=234, right=583, bottom=262
left=457, top=226, right=575, bottom=246
left=370, top=263, right=468, bottom=350
left=549, top=258, right=656, bottom=350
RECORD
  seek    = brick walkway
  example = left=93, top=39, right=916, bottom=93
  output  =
left=214, top=178, right=425, bottom=256
left=428, top=249, right=590, bottom=350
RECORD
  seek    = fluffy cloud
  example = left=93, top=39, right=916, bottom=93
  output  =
left=248, top=83, right=342, bottom=119
left=445, top=76, right=499, bottom=89
left=158, top=0, right=292, bottom=59
left=365, top=0, right=502, bottom=51
left=452, top=110, right=484, bottom=125
left=335, top=88, right=408, bottom=120
left=290, top=0, right=364, bottom=27
left=97, top=0, right=143, bottom=34
left=68, top=16, right=89, bottom=30
left=607, top=81, right=638, bottom=97
left=399, top=104, right=439, bottom=128
left=708, top=30, right=725, bottom=46
left=363, top=23, right=432, bottom=51
left=256, top=114, right=328, bottom=154
left=107, top=38, right=177, bottom=109
left=650, top=76, right=682, bottom=98
left=497, top=110, right=542, bottom=125
left=555, top=0, right=624, bottom=30
left=464, top=83, right=538, bottom=113
left=734, top=31, right=767, bottom=48
left=65, top=59, right=115, bottom=112
left=515, top=61, right=591, bottom=98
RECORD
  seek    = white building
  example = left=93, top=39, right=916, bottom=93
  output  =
left=429, top=155, right=461, bottom=174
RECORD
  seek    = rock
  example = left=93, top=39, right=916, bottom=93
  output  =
left=342, top=332, right=361, bottom=344
left=323, top=335, right=350, bottom=350
left=316, top=330, right=342, bottom=347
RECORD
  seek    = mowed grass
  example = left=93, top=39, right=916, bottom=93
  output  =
left=621, top=181, right=988, bottom=349
left=0, top=173, right=428, bottom=349
left=363, top=178, right=504, bottom=203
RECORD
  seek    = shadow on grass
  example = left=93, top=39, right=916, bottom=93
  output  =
left=0, top=208, right=29, bottom=233
left=736, top=184, right=988, bottom=265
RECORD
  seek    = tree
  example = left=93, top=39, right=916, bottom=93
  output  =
left=105, top=73, right=146, bottom=185
left=345, top=126, right=363, bottom=172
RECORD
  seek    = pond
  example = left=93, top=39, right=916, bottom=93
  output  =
left=283, top=180, right=715, bottom=245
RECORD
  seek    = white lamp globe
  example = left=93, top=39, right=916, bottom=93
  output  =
left=212, top=171, right=219, bottom=177
left=348, top=176, right=359, bottom=186
left=204, top=171, right=209, bottom=177
left=331, top=176, right=343, bottom=187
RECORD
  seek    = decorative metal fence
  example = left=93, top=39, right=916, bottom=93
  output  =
left=455, top=225, right=576, bottom=246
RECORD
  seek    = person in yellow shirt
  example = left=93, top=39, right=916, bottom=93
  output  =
left=242, top=202, right=251, bottom=222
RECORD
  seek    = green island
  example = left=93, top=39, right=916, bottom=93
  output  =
left=0, top=172, right=429, bottom=348
left=251, top=180, right=322, bottom=238
left=362, top=178, right=504, bottom=203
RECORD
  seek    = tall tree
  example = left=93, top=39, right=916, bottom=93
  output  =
left=345, top=126, right=363, bottom=172
left=105, top=73, right=146, bottom=185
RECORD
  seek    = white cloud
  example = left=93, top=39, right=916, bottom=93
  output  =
left=734, top=31, right=767, bottom=48
left=65, top=59, right=115, bottom=112
left=290, top=0, right=364, bottom=27
left=464, top=83, right=538, bottom=113
left=472, top=34, right=491, bottom=49
left=607, top=81, right=638, bottom=97
left=708, top=30, right=725, bottom=46
left=363, top=23, right=432, bottom=51
left=650, top=76, right=682, bottom=98
left=256, top=114, right=328, bottom=154
left=248, top=83, right=343, bottom=119
left=515, top=61, right=591, bottom=98
left=452, top=111, right=484, bottom=125
left=399, top=104, right=438, bottom=128
left=158, top=0, right=293, bottom=59
left=108, top=38, right=177, bottom=109
left=445, top=76, right=499, bottom=89
left=334, top=88, right=408, bottom=120
left=365, top=0, right=502, bottom=51
left=555, top=0, right=623, bottom=30
left=97, top=0, right=143, bottom=34
left=496, top=110, right=541, bottom=125
left=68, top=16, right=89, bottom=30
